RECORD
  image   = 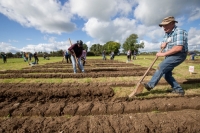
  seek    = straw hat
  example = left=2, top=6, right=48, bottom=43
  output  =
left=159, top=16, right=178, bottom=27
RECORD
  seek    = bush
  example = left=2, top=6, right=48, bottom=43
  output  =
left=86, top=52, right=95, bottom=56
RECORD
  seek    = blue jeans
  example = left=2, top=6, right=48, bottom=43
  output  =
left=71, top=56, right=84, bottom=73
left=102, top=55, right=106, bottom=60
left=147, top=52, right=187, bottom=92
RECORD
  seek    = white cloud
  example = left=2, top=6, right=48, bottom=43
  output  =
left=81, top=0, right=200, bottom=52
left=188, top=27, right=200, bottom=51
left=189, top=7, right=200, bottom=21
left=20, top=40, right=72, bottom=53
left=26, top=38, right=32, bottom=41
left=85, top=41, right=93, bottom=49
left=70, top=0, right=116, bottom=20
left=69, top=0, right=136, bottom=21
left=83, top=17, right=138, bottom=44
left=0, top=42, right=20, bottom=53
left=134, top=0, right=200, bottom=26
left=140, top=40, right=160, bottom=52
left=0, top=0, right=75, bottom=34
left=8, top=39, right=18, bottom=43
left=83, top=17, right=164, bottom=50
left=0, top=0, right=200, bottom=53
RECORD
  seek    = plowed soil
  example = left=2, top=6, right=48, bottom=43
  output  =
left=0, top=59, right=200, bottom=133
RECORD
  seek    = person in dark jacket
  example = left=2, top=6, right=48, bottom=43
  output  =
left=1, top=52, right=7, bottom=63
left=65, top=50, right=72, bottom=63
left=188, top=51, right=196, bottom=60
left=68, top=40, right=84, bottom=73
left=33, top=52, right=39, bottom=64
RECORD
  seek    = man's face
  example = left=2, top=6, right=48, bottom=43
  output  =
left=162, top=22, right=175, bottom=33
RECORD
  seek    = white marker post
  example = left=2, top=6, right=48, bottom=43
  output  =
left=189, top=66, right=194, bottom=75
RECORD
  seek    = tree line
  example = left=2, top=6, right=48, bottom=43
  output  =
left=89, top=33, right=144, bottom=55
left=1, top=33, right=145, bottom=58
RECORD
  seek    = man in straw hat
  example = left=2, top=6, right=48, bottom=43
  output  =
left=142, top=16, right=188, bottom=96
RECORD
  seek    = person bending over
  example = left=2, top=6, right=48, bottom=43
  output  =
left=68, top=40, right=84, bottom=73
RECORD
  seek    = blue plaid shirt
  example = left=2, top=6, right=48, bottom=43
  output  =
left=162, top=26, right=188, bottom=53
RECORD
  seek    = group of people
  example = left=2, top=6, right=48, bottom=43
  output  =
left=127, top=50, right=137, bottom=62
left=102, top=50, right=115, bottom=60
left=22, top=52, right=39, bottom=65
left=102, top=50, right=138, bottom=62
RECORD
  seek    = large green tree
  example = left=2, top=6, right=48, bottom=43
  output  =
left=89, top=44, right=103, bottom=55
left=15, top=52, right=21, bottom=58
left=83, top=43, right=88, bottom=51
left=122, top=34, right=144, bottom=53
left=89, top=41, right=121, bottom=55
left=104, top=41, right=121, bottom=54
left=5, top=52, right=13, bottom=58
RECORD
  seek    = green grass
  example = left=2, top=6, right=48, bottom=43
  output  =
left=0, top=57, right=62, bottom=70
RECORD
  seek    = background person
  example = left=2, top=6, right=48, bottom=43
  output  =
left=1, top=52, right=7, bottom=63
left=43, top=53, right=47, bottom=59
left=142, top=16, right=188, bottom=96
left=25, top=52, right=29, bottom=62
left=68, top=40, right=84, bottom=73
left=81, top=49, right=87, bottom=66
left=22, top=52, right=28, bottom=62
left=188, top=51, right=196, bottom=60
left=133, top=50, right=137, bottom=60
left=127, top=50, right=131, bottom=62
left=102, top=50, right=106, bottom=60
left=65, top=50, right=72, bottom=63
left=110, top=51, right=115, bottom=60
left=33, top=52, right=39, bottom=64
left=28, top=52, right=32, bottom=62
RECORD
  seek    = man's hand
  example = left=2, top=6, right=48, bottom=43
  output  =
left=157, top=45, right=183, bottom=57
left=160, top=42, right=168, bottom=49
left=156, top=52, right=165, bottom=57
left=81, top=57, right=85, bottom=61
left=70, top=50, right=76, bottom=57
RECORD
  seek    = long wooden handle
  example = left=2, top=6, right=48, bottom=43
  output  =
left=69, top=38, right=72, bottom=46
left=129, top=41, right=170, bottom=97
left=139, top=47, right=165, bottom=83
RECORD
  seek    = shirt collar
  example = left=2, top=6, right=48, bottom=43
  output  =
left=167, top=25, right=177, bottom=36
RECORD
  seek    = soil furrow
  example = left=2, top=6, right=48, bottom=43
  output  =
left=0, top=110, right=200, bottom=133
left=1, top=96, right=200, bottom=117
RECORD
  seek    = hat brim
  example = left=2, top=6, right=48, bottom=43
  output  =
left=159, top=21, right=178, bottom=27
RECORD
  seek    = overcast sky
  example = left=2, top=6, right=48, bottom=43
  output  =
left=0, top=0, right=200, bottom=53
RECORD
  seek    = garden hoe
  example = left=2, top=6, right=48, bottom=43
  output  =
left=69, top=38, right=82, bottom=72
left=129, top=37, right=172, bottom=97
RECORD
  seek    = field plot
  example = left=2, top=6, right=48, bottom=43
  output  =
left=0, top=59, right=200, bottom=132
